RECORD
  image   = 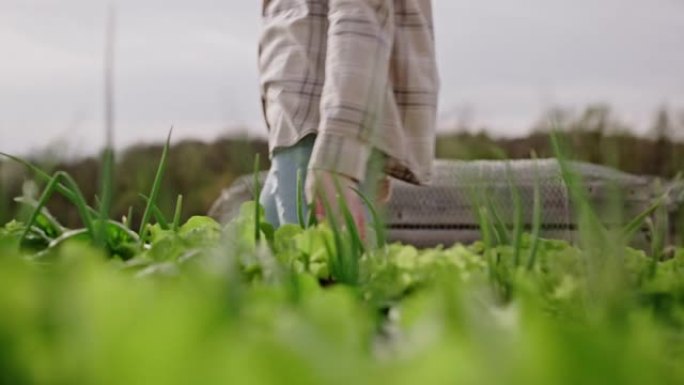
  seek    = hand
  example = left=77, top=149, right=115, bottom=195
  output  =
left=305, top=169, right=367, bottom=240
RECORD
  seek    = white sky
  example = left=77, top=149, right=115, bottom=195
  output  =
left=1, top=0, right=683, bottom=156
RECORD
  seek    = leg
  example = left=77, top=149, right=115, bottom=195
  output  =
left=259, top=0, right=328, bottom=227
left=271, top=135, right=316, bottom=225
left=259, top=168, right=280, bottom=228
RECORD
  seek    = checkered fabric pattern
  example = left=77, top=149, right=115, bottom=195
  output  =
left=259, top=0, right=439, bottom=185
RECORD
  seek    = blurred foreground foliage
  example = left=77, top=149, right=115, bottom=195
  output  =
left=1, top=203, right=683, bottom=385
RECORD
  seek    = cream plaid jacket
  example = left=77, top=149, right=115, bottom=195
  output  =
left=259, top=0, right=439, bottom=185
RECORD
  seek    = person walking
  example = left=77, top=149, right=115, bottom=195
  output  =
left=258, top=0, right=439, bottom=234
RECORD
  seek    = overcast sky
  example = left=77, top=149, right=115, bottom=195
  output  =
left=1, top=0, right=683, bottom=156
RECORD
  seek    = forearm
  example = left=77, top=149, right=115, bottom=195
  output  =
left=308, top=0, right=394, bottom=182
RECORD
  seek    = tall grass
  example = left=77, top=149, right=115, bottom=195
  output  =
left=0, top=9, right=175, bottom=254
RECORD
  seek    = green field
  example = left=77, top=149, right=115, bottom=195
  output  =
left=1, top=137, right=684, bottom=384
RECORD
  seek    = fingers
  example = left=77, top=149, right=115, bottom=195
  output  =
left=353, top=203, right=366, bottom=241
left=376, top=176, right=391, bottom=204
left=307, top=170, right=367, bottom=239
left=315, top=198, right=325, bottom=223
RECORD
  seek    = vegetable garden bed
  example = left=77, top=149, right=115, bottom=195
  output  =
left=1, top=146, right=683, bottom=385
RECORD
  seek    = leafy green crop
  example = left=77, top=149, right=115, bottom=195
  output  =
left=1, top=200, right=684, bottom=385
left=2, top=138, right=684, bottom=384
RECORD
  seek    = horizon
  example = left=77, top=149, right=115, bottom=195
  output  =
left=5, top=113, right=682, bottom=163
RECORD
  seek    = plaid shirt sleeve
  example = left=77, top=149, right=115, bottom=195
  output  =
left=260, top=0, right=438, bottom=185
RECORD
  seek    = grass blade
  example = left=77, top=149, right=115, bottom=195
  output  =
left=96, top=148, right=114, bottom=246
left=138, top=194, right=170, bottom=230
left=13, top=197, right=65, bottom=237
left=0, top=152, right=99, bottom=219
left=319, top=187, right=342, bottom=280
left=315, top=175, right=358, bottom=285
left=253, top=154, right=261, bottom=243
left=550, top=130, right=608, bottom=248
left=620, top=196, right=666, bottom=243
left=138, top=128, right=172, bottom=244
left=172, top=194, right=183, bottom=231
left=527, top=152, right=543, bottom=271
left=296, top=169, right=306, bottom=228
left=307, top=200, right=318, bottom=228
left=476, top=205, right=497, bottom=285
left=650, top=194, right=668, bottom=274
left=96, top=6, right=116, bottom=248
left=333, top=177, right=365, bottom=256
left=124, top=206, right=134, bottom=230
left=21, top=171, right=94, bottom=245
left=96, top=149, right=115, bottom=247
left=351, top=186, right=386, bottom=248
left=485, top=192, right=510, bottom=246
left=505, top=164, right=524, bottom=267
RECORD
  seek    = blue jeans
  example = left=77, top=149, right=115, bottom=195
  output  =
left=259, top=136, right=316, bottom=228
left=260, top=135, right=382, bottom=228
